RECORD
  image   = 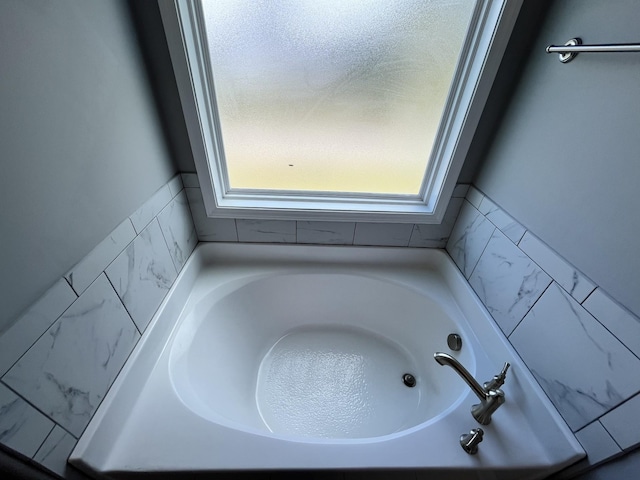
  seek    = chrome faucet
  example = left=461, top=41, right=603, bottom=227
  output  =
left=434, top=352, right=510, bottom=425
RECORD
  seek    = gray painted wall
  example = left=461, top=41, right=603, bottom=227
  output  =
left=0, top=1, right=176, bottom=332
left=475, top=0, right=640, bottom=317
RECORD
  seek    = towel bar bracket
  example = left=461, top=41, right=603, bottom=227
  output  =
left=551, top=38, right=581, bottom=63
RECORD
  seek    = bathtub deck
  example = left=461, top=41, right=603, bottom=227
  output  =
left=70, top=243, right=583, bottom=479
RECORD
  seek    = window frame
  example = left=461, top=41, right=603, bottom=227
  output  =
left=159, top=0, right=523, bottom=224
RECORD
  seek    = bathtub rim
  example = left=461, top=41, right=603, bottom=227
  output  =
left=70, top=243, right=584, bottom=477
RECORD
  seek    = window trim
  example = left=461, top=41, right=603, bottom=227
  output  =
left=159, top=0, right=523, bottom=224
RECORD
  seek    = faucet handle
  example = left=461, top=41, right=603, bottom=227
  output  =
left=483, top=362, right=510, bottom=391
left=460, top=428, right=484, bottom=454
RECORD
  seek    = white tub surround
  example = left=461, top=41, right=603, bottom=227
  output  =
left=71, top=243, right=582, bottom=479
left=448, top=186, right=640, bottom=476
left=0, top=175, right=196, bottom=478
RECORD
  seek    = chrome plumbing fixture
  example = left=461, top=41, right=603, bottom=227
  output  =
left=402, top=373, right=416, bottom=388
left=433, top=352, right=510, bottom=425
left=447, top=333, right=462, bottom=351
left=546, top=37, right=640, bottom=64
left=460, top=428, right=484, bottom=455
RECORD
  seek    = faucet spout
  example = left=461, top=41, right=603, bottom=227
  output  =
left=434, top=352, right=486, bottom=401
left=434, top=352, right=508, bottom=425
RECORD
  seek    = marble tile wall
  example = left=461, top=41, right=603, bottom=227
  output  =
left=183, top=174, right=468, bottom=248
left=0, top=174, right=196, bottom=478
left=447, top=186, right=640, bottom=478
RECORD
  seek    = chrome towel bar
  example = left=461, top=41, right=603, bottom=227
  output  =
left=546, top=38, right=640, bottom=63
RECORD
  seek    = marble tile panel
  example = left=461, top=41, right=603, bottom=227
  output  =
left=129, top=184, right=172, bottom=233
left=576, top=421, right=622, bottom=466
left=2, top=275, right=140, bottom=437
left=157, top=191, right=197, bottom=271
left=446, top=201, right=495, bottom=278
left=180, top=172, right=200, bottom=188
left=296, top=221, right=355, bottom=245
left=0, top=383, right=54, bottom=457
left=64, top=219, right=136, bottom=296
left=519, top=232, right=596, bottom=303
left=198, top=218, right=238, bottom=242
left=477, top=196, right=526, bottom=244
left=236, top=219, right=296, bottom=243
left=167, top=174, right=183, bottom=198
left=601, top=393, right=640, bottom=451
left=553, top=421, right=621, bottom=479
left=0, top=279, right=77, bottom=377
left=106, top=220, right=178, bottom=332
left=184, top=188, right=238, bottom=242
left=469, top=229, right=551, bottom=336
left=465, top=185, right=484, bottom=209
left=510, top=284, right=640, bottom=431
left=409, top=236, right=446, bottom=249
left=33, top=425, right=77, bottom=477
left=583, top=288, right=640, bottom=358
left=452, top=184, right=470, bottom=198
left=409, top=198, right=463, bottom=248
left=353, top=223, right=414, bottom=247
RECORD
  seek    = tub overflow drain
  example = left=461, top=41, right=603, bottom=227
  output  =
left=402, top=373, right=416, bottom=388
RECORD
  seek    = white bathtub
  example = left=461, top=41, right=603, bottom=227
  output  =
left=71, top=243, right=583, bottom=479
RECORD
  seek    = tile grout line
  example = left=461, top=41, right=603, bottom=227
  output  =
left=507, top=280, right=554, bottom=339
left=31, top=423, right=56, bottom=460
left=156, top=203, right=182, bottom=274
left=63, top=275, right=80, bottom=298
left=103, top=272, right=142, bottom=337
left=599, top=418, right=625, bottom=452
left=0, top=178, right=191, bottom=466
left=0, top=281, right=82, bottom=379
left=466, top=223, right=496, bottom=281
left=0, top=378, right=74, bottom=441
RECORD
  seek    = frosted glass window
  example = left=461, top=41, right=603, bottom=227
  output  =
left=201, top=0, right=475, bottom=195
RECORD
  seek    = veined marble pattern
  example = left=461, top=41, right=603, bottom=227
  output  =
left=446, top=201, right=495, bottom=278
left=353, top=223, right=413, bottom=247
left=236, top=219, right=296, bottom=243
left=157, top=191, right=197, bottom=271
left=509, top=283, right=640, bottom=431
left=469, top=229, right=551, bottom=336
left=184, top=188, right=238, bottom=242
left=106, top=219, right=178, bottom=332
left=34, top=425, right=77, bottom=477
left=409, top=198, right=464, bottom=248
left=297, top=221, right=355, bottom=245
left=519, top=232, right=595, bottom=303
left=2, top=274, right=139, bottom=437
left=129, top=184, right=173, bottom=234
left=0, top=279, right=77, bottom=377
left=583, top=288, right=640, bottom=358
left=0, top=383, right=54, bottom=457
left=601, top=393, right=640, bottom=451
left=64, top=218, right=136, bottom=296
left=478, top=196, right=526, bottom=244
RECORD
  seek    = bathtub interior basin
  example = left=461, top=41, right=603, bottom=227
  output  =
left=70, top=243, right=584, bottom=479
left=169, top=273, right=473, bottom=440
